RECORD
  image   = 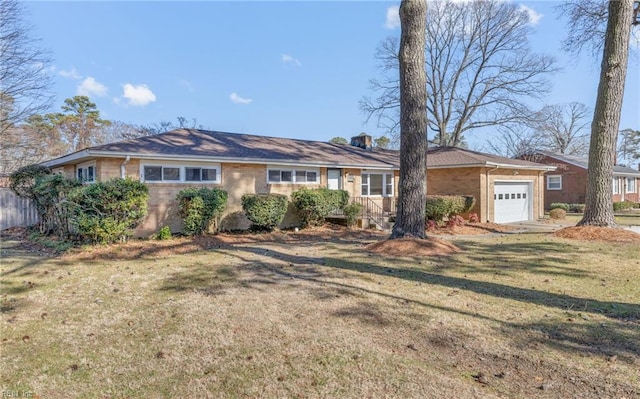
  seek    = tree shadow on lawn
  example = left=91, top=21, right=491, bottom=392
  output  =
left=447, top=239, right=592, bottom=278
left=158, top=246, right=640, bottom=362
left=227, top=245, right=638, bottom=322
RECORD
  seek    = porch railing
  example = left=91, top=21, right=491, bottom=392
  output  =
left=329, top=196, right=397, bottom=229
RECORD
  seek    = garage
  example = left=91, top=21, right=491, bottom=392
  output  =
left=494, top=182, right=532, bottom=223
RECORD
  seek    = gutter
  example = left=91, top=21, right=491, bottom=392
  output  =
left=120, top=155, right=131, bottom=178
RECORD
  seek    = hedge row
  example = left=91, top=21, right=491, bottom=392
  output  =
left=425, top=195, right=475, bottom=222
left=291, top=188, right=349, bottom=227
left=549, top=203, right=586, bottom=213
left=241, top=194, right=288, bottom=231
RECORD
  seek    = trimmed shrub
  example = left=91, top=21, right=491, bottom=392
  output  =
left=241, top=193, right=288, bottom=231
left=291, top=188, right=349, bottom=227
left=425, top=195, right=475, bottom=222
left=343, top=202, right=363, bottom=228
left=549, top=208, right=566, bottom=220
left=154, top=226, right=172, bottom=240
left=68, top=177, right=148, bottom=244
left=447, top=215, right=466, bottom=228
left=177, top=187, right=228, bottom=236
left=568, top=203, right=586, bottom=213
left=613, top=201, right=635, bottom=212
left=426, top=219, right=438, bottom=231
left=549, top=203, right=570, bottom=211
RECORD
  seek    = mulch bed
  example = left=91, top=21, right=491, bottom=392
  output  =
left=554, top=226, right=640, bottom=243
left=367, top=237, right=460, bottom=257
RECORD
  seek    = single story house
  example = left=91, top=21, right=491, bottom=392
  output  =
left=523, top=152, right=640, bottom=208
left=42, top=129, right=554, bottom=235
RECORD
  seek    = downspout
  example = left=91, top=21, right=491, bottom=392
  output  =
left=120, top=155, right=131, bottom=178
left=485, top=166, right=499, bottom=223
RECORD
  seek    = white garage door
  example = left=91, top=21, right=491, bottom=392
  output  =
left=494, top=182, right=532, bottom=223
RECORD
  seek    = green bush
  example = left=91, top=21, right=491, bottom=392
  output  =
left=291, top=188, right=349, bottom=227
left=177, top=187, right=228, bottom=235
left=549, top=203, right=570, bottom=211
left=549, top=208, right=566, bottom=220
left=154, top=226, right=172, bottom=240
left=68, top=177, right=148, bottom=244
left=425, top=195, right=475, bottom=222
left=343, top=202, right=363, bottom=228
left=613, top=201, right=635, bottom=212
left=241, top=193, right=288, bottom=231
left=568, top=203, right=586, bottom=213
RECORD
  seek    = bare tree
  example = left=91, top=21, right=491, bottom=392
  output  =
left=361, top=0, right=557, bottom=147
left=578, top=0, right=635, bottom=227
left=533, top=102, right=591, bottom=155
left=391, top=0, right=428, bottom=240
left=0, top=0, right=54, bottom=135
left=558, top=0, right=640, bottom=58
left=486, top=102, right=590, bottom=158
left=485, top=123, right=545, bottom=159
left=618, top=128, right=640, bottom=166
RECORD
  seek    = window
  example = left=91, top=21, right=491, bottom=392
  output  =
left=627, top=177, right=637, bottom=194
left=142, top=163, right=220, bottom=183
left=361, top=172, right=393, bottom=196
left=267, top=168, right=319, bottom=184
left=77, top=165, right=95, bottom=183
left=613, top=177, right=620, bottom=194
left=547, top=175, right=562, bottom=190
left=185, top=167, right=217, bottom=182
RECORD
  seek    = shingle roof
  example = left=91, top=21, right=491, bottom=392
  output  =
left=425, top=146, right=549, bottom=169
left=43, top=129, right=553, bottom=171
left=538, top=151, right=640, bottom=176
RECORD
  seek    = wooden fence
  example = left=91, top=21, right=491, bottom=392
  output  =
left=0, top=188, right=39, bottom=230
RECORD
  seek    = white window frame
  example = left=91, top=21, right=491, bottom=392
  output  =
left=613, top=177, right=620, bottom=194
left=77, top=162, right=96, bottom=183
left=266, top=168, right=319, bottom=184
left=361, top=170, right=394, bottom=197
left=140, top=161, right=221, bottom=184
left=546, top=175, right=562, bottom=191
left=626, top=177, right=637, bottom=194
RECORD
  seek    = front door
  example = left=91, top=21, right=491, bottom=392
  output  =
left=327, top=169, right=342, bottom=190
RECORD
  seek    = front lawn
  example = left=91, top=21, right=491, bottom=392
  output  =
left=1, top=229, right=639, bottom=398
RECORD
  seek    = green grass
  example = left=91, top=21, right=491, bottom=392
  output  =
left=1, top=231, right=639, bottom=398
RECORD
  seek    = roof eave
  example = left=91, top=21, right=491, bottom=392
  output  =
left=41, top=150, right=398, bottom=170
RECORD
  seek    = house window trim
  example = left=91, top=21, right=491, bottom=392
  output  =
left=266, top=168, right=320, bottom=184
left=626, top=177, right=637, bottom=194
left=613, top=177, right=621, bottom=194
left=140, top=162, right=221, bottom=184
left=361, top=170, right=394, bottom=197
left=546, top=175, right=562, bottom=191
left=76, top=162, right=97, bottom=184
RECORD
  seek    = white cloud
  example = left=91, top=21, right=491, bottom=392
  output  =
left=77, top=76, right=108, bottom=97
left=281, top=54, right=302, bottom=67
left=121, top=83, right=156, bottom=106
left=59, top=67, right=82, bottom=80
left=519, top=5, right=543, bottom=26
left=229, top=92, right=253, bottom=105
left=384, top=6, right=400, bottom=30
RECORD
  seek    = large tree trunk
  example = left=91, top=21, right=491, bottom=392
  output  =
left=391, top=0, right=428, bottom=239
left=578, top=0, right=633, bottom=227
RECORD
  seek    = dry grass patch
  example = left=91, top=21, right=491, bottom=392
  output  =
left=1, top=230, right=639, bottom=398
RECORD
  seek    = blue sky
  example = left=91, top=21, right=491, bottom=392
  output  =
left=26, top=1, right=639, bottom=151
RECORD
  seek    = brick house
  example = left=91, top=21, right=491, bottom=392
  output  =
left=524, top=152, right=640, bottom=208
left=42, top=129, right=554, bottom=235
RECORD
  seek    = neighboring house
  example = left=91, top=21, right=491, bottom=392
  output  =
left=523, top=152, right=640, bottom=208
left=42, top=129, right=554, bottom=235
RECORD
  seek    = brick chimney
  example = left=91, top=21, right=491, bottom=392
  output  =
left=350, top=133, right=373, bottom=151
